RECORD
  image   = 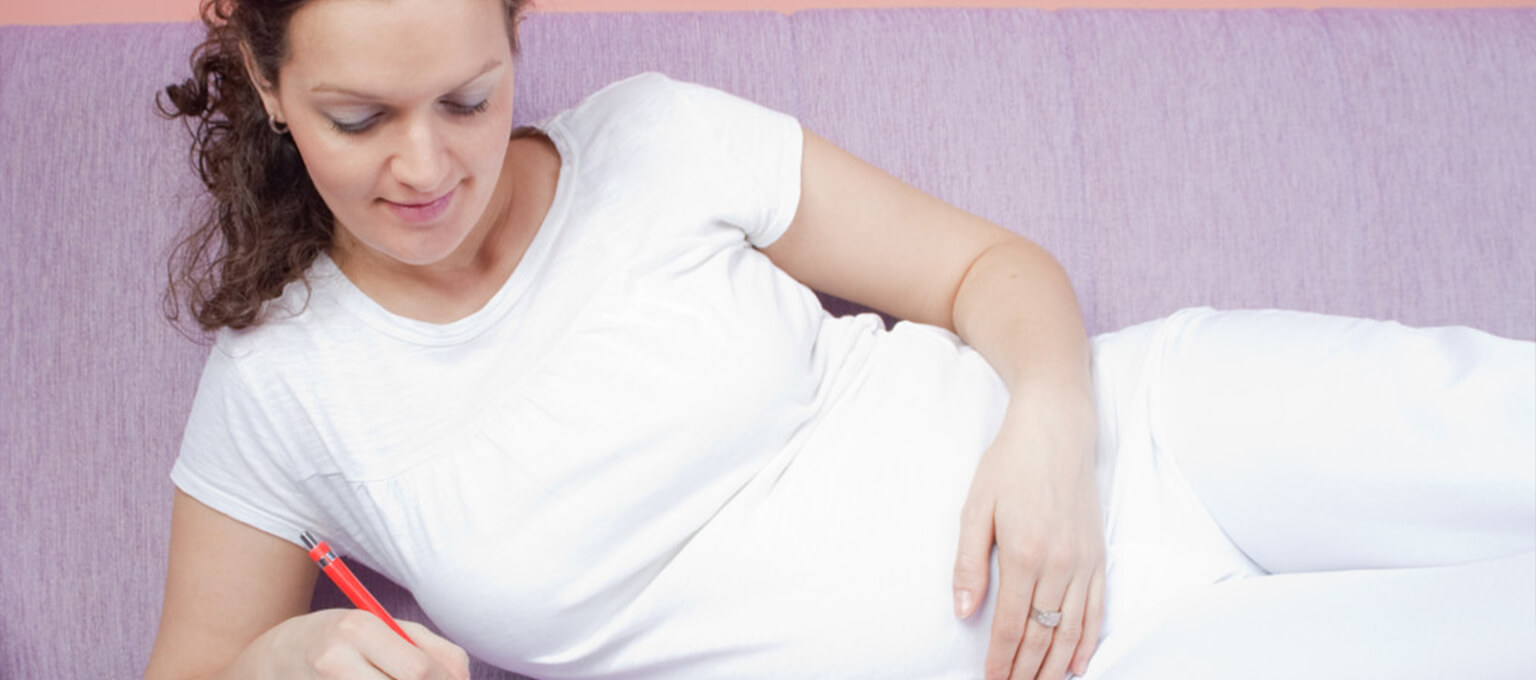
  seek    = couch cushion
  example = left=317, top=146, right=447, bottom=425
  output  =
left=0, top=21, right=212, bottom=679
left=792, top=8, right=1536, bottom=336
left=1, top=9, right=1531, bottom=680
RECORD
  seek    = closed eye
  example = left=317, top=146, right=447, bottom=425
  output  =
left=445, top=98, right=491, bottom=117
left=326, top=98, right=489, bottom=136
left=329, top=113, right=380, bottom=135
left=314, top=58, right=503, bottom=136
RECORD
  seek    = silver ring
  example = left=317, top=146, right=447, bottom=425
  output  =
left=268, top=114, right=289, bottom=135
left=1031, top=606, right=1062, bottom=628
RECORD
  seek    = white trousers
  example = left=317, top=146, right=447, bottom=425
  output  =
left=1082, top=308, right=1536, bottom=679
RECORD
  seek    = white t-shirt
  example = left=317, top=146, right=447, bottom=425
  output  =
left=174, top=73, right=1016, bottom=677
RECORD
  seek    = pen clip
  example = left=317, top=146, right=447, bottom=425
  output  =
left=300, top=530, right=337, bottom=568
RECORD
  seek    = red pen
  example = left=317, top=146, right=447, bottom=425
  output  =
left=300, top=530, right=416, bottom=646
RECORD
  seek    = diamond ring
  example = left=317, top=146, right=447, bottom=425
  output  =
left=1031, top=606, right=1062, bottom=628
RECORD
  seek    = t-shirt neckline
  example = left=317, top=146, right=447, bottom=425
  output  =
left=313, top=122, right=576, bottom=346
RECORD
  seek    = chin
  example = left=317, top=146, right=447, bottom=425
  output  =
left=369, top=219, right=475, bottom=266
left=391, top=240, right=471, bottom=268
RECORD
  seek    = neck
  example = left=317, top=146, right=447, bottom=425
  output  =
left=330, top=138, right=542, bottom=323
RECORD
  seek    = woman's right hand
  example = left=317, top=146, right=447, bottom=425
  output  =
left=238, top=609, right=471, bottom=680
left=146, top=492, right=471, bottom=680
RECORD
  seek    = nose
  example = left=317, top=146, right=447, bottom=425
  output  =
left=388, top=116, right=449, bottom=194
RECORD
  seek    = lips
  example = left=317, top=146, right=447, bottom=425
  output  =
left=384, top=188, right=455, bottom=224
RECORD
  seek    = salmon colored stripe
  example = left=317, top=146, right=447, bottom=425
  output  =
left=4, top=0, right=1533, bottom=29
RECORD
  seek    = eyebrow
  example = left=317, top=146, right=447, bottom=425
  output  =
left=311, top=58, right=503, bottom=100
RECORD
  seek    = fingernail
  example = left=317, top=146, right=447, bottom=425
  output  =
left=955, top=590, right=974, bottom=618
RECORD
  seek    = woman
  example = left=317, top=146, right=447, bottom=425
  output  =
left=144, top=0, right=1535, bottom=679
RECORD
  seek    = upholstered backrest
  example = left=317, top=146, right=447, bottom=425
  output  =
left=1, top=10, right=1530, bottom=678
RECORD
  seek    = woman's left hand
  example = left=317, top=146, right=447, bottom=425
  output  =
left=953, top=395, right=1105, bottom=680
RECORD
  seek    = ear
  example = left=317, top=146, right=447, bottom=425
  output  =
left=237, top=42, right=284, bottom=123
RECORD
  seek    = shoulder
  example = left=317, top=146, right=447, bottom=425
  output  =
left=210, top=262, right=349, bottom=370
left=578, top=71, right=687, bottom=113
left=544, top=72, right=793, bottom=147
left=544, top=72, right=687, bottom=139
left=187, top=274, right=346, bottom=474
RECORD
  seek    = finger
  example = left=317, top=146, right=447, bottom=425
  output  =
left=1035, top=576, right=1089, bottom=680
left=1070, top=567, right=1107, bottom=676
left=307, top=641, right=395, bottom=680
left=341, top=612, right=458, bottom=680
left=953, top=497, right=997, bottom=619
left=399, top=620, right=472, bottom=680
left=1008, top=576, right=1067, bottom=680
left=983, top=564, right=1036, bottom=680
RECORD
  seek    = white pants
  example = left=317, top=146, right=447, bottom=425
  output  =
left=1082, top=308, right=1536, bottom=679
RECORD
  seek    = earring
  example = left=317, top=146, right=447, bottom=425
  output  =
left=267, top=113, right=289, bottom=135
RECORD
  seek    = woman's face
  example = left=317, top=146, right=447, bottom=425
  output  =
left=255, top=0, right=517, bottom=272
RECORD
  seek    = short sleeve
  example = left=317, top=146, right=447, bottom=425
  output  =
left=542, top=73, right=805, bottom=248
left=170, top=342, right=325, bottom=547
left=668, top=78, right=805, bottom=248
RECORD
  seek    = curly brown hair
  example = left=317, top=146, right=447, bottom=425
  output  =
left=159, top=0, right=530, bottom=333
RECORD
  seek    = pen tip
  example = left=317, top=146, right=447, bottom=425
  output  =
left=300, top=531, right=318, bottom=550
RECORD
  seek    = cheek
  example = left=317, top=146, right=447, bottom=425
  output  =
left=457, top=104, right=517, bottom=185
left=476, top=91, right=518, bottom=164
left=292, top=136, right=381, bottom=210
left=467, top=131, right=511, bottom=179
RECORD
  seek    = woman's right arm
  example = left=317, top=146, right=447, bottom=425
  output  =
left=143, top=490, right=470, bottom=680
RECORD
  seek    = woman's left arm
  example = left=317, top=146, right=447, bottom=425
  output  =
left=761, top=129, right=1103, bottom=680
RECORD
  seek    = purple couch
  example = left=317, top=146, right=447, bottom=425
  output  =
left=2, top=9, right=1532, bottom=679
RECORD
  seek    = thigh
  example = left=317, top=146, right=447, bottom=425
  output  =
left=1148, top=308, right=1536, bottom=573
left=1083, top=550, right=1536, bottom=680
